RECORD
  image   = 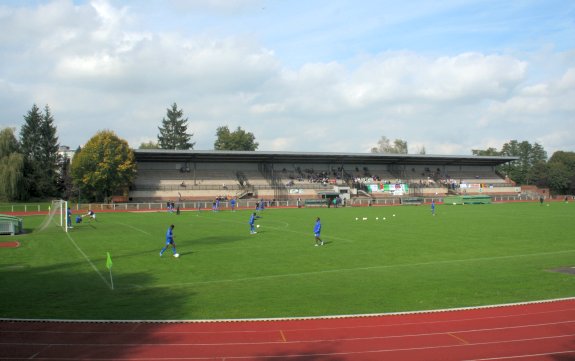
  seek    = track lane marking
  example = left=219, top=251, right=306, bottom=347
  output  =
left=449, top=332, right=470, bottom=344
left=3, top=321, right=573, bottom=346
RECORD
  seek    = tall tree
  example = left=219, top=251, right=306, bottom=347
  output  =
left=18, top=104, right=61, bottom=198
left=371, top=136, right=408, bottom=154
left=157, top=103, right=194, bottom=150
left=71, top=130, right=136, bottom=202
left=214, top=126, right=259, bottom=151
left=0, top=128, right=24, bottom=200
left=20, top=104, right=43, bottom=159
left=19, top=104, right=45, bottom=198
left=37, top=105, right=60, bottom=196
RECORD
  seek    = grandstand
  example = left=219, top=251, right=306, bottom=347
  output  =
left=130, top=150, right=518, bottom=202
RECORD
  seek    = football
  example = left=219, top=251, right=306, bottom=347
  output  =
left=256, top=224, right=260, bottom=228
left=174, top=253, right=180, bottom=258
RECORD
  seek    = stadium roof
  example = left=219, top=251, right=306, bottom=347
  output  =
left=134, top=149, right=517, bottom=166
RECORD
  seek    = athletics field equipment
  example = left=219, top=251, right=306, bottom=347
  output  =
left=0, top=214, right=23, bottom=235
left=1, top=202, right=573, bottom=320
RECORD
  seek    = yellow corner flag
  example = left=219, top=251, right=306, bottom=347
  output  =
left=106, top=252, right=113, bottom=270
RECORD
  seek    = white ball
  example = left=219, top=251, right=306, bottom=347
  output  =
left=174, top=253, right=180, bottom=258
left=257, top=224, right=260, bottom=228
left=376, top=217, right=379, bottom=220
left=393, top=214, right=396, bottom=217
left=355, top=217, right=358, bottom=220
left=383, top=217, right=386, bottom=220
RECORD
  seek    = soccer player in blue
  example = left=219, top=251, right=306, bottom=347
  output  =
left=314, top=217, right=323, bottom=246
left=230, top=198, right=236, bottom=211
left=431, top=199, right=436, bottom=216
left=249, top=212, right=259, bottom=234
left=160, top=224, right=178, bottom=257
left=67, top=207, right=73, bottom=229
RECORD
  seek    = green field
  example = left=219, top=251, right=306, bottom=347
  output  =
left=1, top=202, right=574, bottom=320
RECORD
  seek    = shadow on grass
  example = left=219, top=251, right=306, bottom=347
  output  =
left=0, top=258, right=202, bottom=360
left=0, top=261, right=195, bottom=320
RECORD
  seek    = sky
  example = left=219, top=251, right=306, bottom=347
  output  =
left=0, top=0, right=574, bottom=155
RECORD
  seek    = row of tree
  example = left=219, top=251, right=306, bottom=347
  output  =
left=1, top=103, right=574, bottom=201
left=0, top=103, right=259, bottom=202
left=473, top=141, right=575, bottom=195
left=1, top=105, right=59, bottom=201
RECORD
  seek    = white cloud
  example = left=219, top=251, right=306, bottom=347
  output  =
left=0, top=0, right=573, bottom=156
left=167, top=0, right=263, bottom=13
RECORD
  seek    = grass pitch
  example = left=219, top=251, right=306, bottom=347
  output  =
left=1, top=202, right=574, bottom=320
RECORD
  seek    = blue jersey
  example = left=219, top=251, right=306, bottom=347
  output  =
left=249, top=214, right=255, bottom=225
left=166, top=227, right=174, bottom=243
left=314, top=220, right=321, bottom=234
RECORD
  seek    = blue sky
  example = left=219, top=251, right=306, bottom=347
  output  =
left=1, top=0, right=574, bottom=155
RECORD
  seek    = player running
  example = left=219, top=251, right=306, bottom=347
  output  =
left=160, top=224, right=178, bottom=257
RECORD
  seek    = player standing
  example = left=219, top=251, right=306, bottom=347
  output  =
left=314, top=217, right=323, bottom=246
left=249, top=212, right=258, bottom=234
left=431, top=200, right=436, bottom=216
left=67, top=207, right=73, bottom=229
left=160, top=224, right=178, bottom=257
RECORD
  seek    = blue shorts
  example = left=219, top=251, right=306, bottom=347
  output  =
left=315, top=233, right=320, bottom=237
left=165, top=239, right=174, bottom=245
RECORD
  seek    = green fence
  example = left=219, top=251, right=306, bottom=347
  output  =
left=444, top=195, right=492, bottom=205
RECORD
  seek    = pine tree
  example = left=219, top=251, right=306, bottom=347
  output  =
left=157, top=103, right=195, bottom=150
left=38, top=105, right=60, bottom=196
left=20, top=104, right=43, bottom=159
left=19, top=104, right=60, bottom=198
left=20, top=104, right=44, bottom=198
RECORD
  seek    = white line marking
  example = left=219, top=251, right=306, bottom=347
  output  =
left=2, top=334, right=574, bottom=358
left=64, top=231, right=111, bottom=289
left=463, top=350, right=575, bottom=360
left=114, top=222, right=152, bottom=236
left=2, top=319, right=573, bottom=345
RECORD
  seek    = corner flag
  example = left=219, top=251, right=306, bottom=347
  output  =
left=106, top=252, right=114, bottom=290
left=106, top=252, right=113, bottom=270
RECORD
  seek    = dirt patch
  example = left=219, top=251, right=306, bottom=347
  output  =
left=549, top=266, right=575, bottom=275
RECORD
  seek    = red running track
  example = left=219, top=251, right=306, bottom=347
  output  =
left=1, top=298, right=574, bottom=361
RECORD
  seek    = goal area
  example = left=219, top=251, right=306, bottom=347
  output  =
left=38, top=200, right=69, bottom=232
